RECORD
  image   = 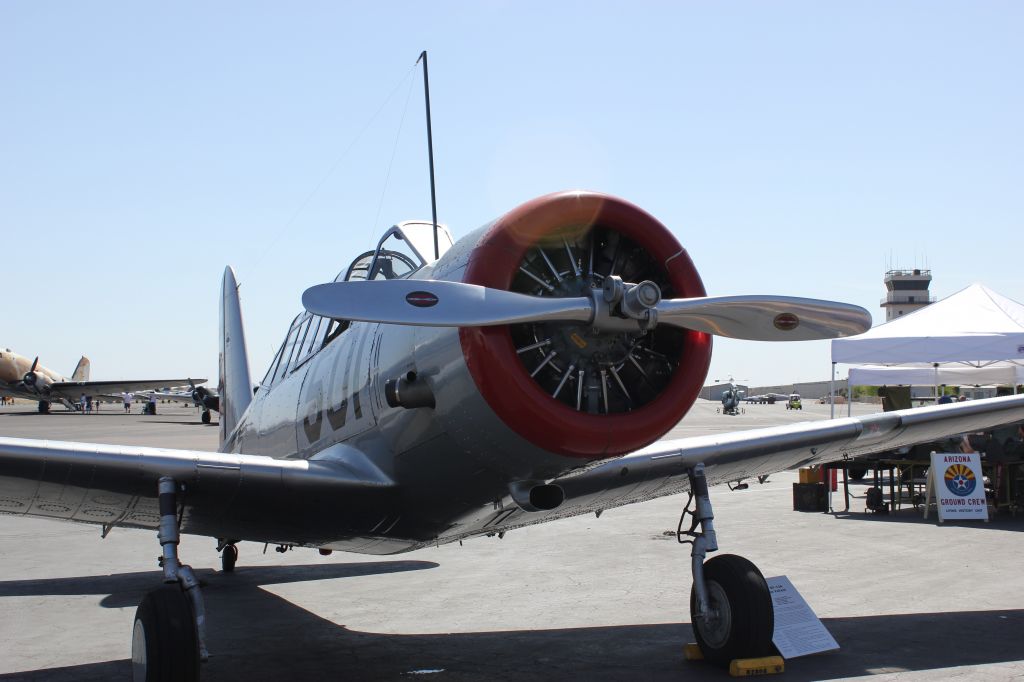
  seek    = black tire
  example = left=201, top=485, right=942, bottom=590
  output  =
left=131, top=585, right=200, bottom=682
left=847, top=465, right=868, bottom=481
left=38, top=400, right=50, bottom=414
left=201, top=410, right=211, bottom=424
left=690, top=554, right=774, bottom=666
left=222, top=544, right=238, bottom=573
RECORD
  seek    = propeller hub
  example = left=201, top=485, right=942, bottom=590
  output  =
left=508, top=226, right=687, bottom=415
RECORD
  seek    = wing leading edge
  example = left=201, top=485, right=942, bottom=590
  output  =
left=49, top=378, right=208, bottom=399
left=488, top=394, right=1024, bottom=535
left=0, top=438, right=395, bottom=546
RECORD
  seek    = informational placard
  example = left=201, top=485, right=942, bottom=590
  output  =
left=766, top=576, right=839, bottom=659
left=929, top=452, right=989, bottom=522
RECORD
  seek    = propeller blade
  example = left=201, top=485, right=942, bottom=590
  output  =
left=302, top=280, right=594, bottom=327
left=657, top=295, right=871, bottom=341
left=29, top=357, right=38, bottom=372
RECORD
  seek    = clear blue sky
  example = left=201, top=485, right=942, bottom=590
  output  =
left=2, top=2, right=1021, bottom=387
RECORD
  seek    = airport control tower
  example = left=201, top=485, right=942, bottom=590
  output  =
left=881, top=269, right=934, bottom=321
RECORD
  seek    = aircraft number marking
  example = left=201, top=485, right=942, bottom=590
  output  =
left=302, top=324, right=372, bottom=445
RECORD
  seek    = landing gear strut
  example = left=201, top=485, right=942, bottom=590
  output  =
left=131, top=477, right=208, bottom=682
left=679, top=463, right=774, bottom=665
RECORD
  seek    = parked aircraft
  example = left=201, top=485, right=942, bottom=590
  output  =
left=141, top=379, right=220, bottom=423
left=2, top=192, right=1023, bottom=681
left=719, top=385, right=745, bottom=415
left=744, top=393, right=786, bottom=404
left=0, top=347, right=204, bottom=413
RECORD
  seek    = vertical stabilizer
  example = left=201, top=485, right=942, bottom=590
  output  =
left=219, top=266, right=253, bottom=447
left=71, top=357, right=90, bottom=382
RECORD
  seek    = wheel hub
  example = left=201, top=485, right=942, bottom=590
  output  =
left=697, top=580, right=732, bottom=649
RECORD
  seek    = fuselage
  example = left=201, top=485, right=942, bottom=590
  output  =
left=0, top=349, right=67, bottom=399
left=210, top=192, right=715, bottom=553
left=223, top=224, right=595, bottom=553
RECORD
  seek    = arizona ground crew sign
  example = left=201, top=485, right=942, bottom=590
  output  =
left=930, top=451, right=989, bottom=522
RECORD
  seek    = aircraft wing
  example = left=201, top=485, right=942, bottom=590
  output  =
left=517, top=395, right=1024, bottom=528
left=134, top=390, right=196, bottom=402
left=0, top=438, right=395, bottom=544
left=48, top=378, right=207, bottom=398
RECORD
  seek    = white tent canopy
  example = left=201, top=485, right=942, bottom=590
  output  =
left=848, top=362, right=1024, bottom=387
left=832, top=283, right=1024, bottom=365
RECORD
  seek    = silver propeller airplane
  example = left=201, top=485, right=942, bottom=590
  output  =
left=139, top=379, right=220, bottom=423
left=2, top=191, right=1023, bottom=681
left=0, top=348, right=205, bottom=413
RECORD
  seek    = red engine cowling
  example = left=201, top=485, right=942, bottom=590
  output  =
left=459, top=191, right=712, bottom=459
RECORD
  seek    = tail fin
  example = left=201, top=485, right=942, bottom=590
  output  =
left=219, top=266, right=253, bottom=448
left=72, top=356, right=90, bottom=382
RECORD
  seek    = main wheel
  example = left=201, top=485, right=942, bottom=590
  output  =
left=690, top=554, right=774, bottom=665
left=38, top=400, right=50, bottom=414
left=131, top=585, right=200, bottom=682
left=201, top=410, right=211, bottom=424
left=847, top=465, right=868, bottom=481
left=221, top=544, right=238, bottom=572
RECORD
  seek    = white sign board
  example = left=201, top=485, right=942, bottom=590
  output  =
left=766, top=576, right=839, bottom=659
left=930, top=452, right=989, bottom=522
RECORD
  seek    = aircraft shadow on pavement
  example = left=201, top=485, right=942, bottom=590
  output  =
left=0, top=560, right=437, bottom=607
left=827, top=509, right=1024, bottom=533
left=0, top=411, right=132, bottom=418
left=140, top=419, right=219, bottom=427
left=1, top=561, right=1022, bottom=682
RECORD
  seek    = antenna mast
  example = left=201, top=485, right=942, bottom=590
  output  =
left=417, top=50, right=440, bottom=260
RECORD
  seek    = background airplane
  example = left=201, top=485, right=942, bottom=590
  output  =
left=1, top=192, right=1023, bottom=681
left=0, top=347, right=205, bottom=413
left=139, top=379, right=220, bottom=423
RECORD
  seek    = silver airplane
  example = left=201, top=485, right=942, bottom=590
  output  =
left=0, top=348, right=205, bottom=413
left=2, top=192, right=1023, bottom=681
left=140, top=379, right=220, bottom=423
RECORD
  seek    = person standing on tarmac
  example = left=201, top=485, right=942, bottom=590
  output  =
left=123, top=392, right=133, bottom=413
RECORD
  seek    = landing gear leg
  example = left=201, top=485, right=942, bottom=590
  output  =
left=131, top=477, right=209, bottom=682
left=679, top=463, right=774, bottom=666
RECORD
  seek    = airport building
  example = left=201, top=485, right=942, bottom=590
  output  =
left=701, top=383, right=751, bottom=401
left=880, top=268, right=935, bottom=321
left=747, top=380, right=848, bottom=400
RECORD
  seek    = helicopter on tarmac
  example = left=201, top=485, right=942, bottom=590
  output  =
left=714, top=376, right=748, bottom=416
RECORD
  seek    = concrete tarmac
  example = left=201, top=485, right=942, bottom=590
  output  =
left=1, top=401, right=1023, bottom=681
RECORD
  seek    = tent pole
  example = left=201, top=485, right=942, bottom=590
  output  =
left=848, top=370, right=852, bottom=417
left=830, top=363, right=836, bottom=419
left=934, top=363, right=939, bottom=402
